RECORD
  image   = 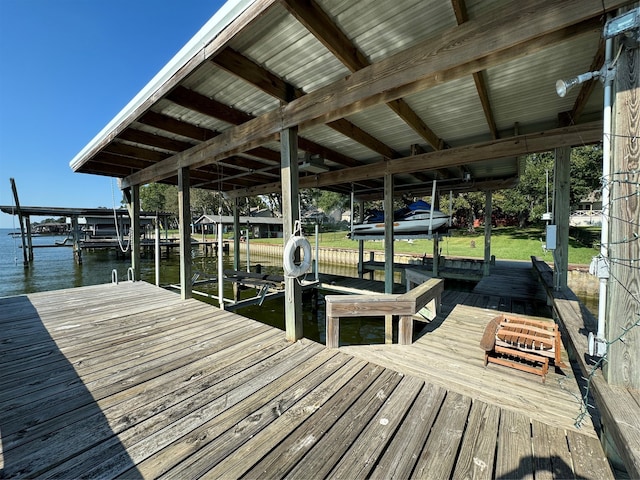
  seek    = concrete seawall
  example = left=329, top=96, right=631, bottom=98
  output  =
left=230, top=242, right=600, bottom=298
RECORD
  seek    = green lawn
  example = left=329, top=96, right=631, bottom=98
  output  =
left=242, top=226, right=600, bottom=266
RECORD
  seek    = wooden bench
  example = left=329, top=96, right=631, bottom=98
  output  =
left=325, top=273, right=443, bottom=348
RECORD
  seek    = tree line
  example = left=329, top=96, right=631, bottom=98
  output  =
left=138, top=146, right=603, bottom=229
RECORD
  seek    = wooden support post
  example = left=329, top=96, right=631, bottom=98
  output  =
left=233, top=197, right=240, bottom=271
left=9, top=178, right=29, bottom=267
left=383, top=173, right=394, bottom=343
left=358, top=200, right=365, bottom=279
left=553, top=147, right=570, bottom=289
left=385, top=315, right=393, bottom=344
left=314, top=223, right=319, bottom=281
left=281, top=126, right=303, bottom=342
left=124, top=184, right=141, bottom=281
left=432, top=190, right=440, bottom=277
left=398, top=315, right=413, bottom=345
left=384, top=172, right=394, bottom=294
left=71, top=216, right=82, bottom=264
left=217, top=222, right=225, bottom=309
left=178, top=167, right=192, bottom=300
left=25, top=216, right=34, bottom=262
left=605, top=39, right=639, bottom=388
left=246, top=222, right=251, bottom=273
left=433, top=235, right=439, bottom=277
left=483, top=189, right=492, bottom=276
left=155, top=213, right=160, bottom=286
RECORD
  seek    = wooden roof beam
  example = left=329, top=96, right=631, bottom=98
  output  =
left=232, top=121, right=603, bottom=197
left=138, top=110, right=284, bottom=165
left=411, top=144, right=452, bottom=180
left=451, top=0, right=499, bottom=139
left=212, top=47, right=401, bottom=160
left=166, top=85, right=365, bottom=168
left=280, top=0, right=369, bottom=71
left=281, top=0, right=444, bottom=150
left=166, top=86, right=253, bottom=125
left=117, top=128, right=195, bottom=153
left=121, top=0, right=619, bottom=189
left=353, top=176, right=520, bottom=201
left=137, top=111, right=217, bottom=142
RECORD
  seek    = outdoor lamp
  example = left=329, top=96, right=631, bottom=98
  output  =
left=555, top=71, right=601, bottom=97
left=557, top=8, right=638, bottom=98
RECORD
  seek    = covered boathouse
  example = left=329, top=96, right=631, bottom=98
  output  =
left=2, top=0, right=639, bottom=478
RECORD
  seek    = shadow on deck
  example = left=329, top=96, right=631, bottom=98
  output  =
left=0, top=295, right=141, bottom=478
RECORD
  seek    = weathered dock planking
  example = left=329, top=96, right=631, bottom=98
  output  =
left=532, top=256, right=640, bottom=478
left=341, top=299, right=591, bottom=434
left=0, top=281, right=613, bottom=479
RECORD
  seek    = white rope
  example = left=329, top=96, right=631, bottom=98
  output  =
left=111, top=179, right=130, bottom=253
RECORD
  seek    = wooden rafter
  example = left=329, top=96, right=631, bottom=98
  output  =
left=138, top=111, right=283, bottom=165
left=117, top=129, right=195, bottom=153
left=234, top=122, right=603, bottom=198
left=166, top=86, right=254, bottom=125
left=138, top=111, right=218, bottom=142
left=120, top=0, right=611, bottom=191
left=165, top=85, right=367, bottom=170
left=212, top=47, right=400, bottom=160
left=354, top=177, right=520, bottom=201
left=451, top=0, right=499, bottom=139
left=281, top=0, right=444, bottom=151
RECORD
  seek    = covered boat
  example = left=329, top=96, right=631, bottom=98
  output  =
left=351, top=200, right=449, bottom=238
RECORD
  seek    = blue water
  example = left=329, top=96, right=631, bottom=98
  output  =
left=0, top=228, right=286, bottom=297
left=0, top=228, right=385, bottom=344
left=0, top=229, right=169, bottom=297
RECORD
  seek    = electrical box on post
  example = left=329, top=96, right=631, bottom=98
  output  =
left=546, top=225, right=557, bottom=251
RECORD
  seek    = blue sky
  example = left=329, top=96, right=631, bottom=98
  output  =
left=0, top=0, right=225, bottom=228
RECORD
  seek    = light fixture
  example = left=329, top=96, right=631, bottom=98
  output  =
left=556, top=9, right=639, bottom=98
left=299, top=154, right=329, bottom=174
left=555, top=71, right=601, bottom=97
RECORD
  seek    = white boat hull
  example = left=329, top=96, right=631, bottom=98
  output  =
left=351, top=212, right=449, bottom=237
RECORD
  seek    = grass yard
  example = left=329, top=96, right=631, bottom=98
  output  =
left=243, top=226, right=600, bottom=266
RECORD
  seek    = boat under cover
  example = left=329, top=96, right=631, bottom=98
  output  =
left=351, top=200, right=449, bottom=237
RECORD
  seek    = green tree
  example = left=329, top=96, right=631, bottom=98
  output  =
left=569, top=145, right=602, bottom=208
left=140, top=183, right=172, bottom=212
left=315, top=190, right=348, bottom=214
left=491, top=146, right=602, bottom=226
left=441, top=191, right=485, bottom=228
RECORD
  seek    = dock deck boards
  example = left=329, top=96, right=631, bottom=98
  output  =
left=0, top=281, right=613, bottom=479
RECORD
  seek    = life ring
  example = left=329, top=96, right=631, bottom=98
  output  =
left=283, top=235, right=312, bottom=277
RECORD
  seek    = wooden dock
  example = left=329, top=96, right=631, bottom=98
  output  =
left=0, top=281, right=614, bottom=478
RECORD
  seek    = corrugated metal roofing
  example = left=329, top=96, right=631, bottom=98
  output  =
left=70, top=0, right=631, bottom=199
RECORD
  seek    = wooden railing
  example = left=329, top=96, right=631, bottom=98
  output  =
left=531, top=256, right=640, bottom=478
left=325, top=271, right=443, bottom=348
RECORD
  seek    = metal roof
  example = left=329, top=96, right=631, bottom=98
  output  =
left=70, top=0, right=631, bottom=200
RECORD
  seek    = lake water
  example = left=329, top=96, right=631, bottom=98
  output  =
left=0, top=228, right=387, bottom=344
left=0, top=228, right=598, bottom=343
